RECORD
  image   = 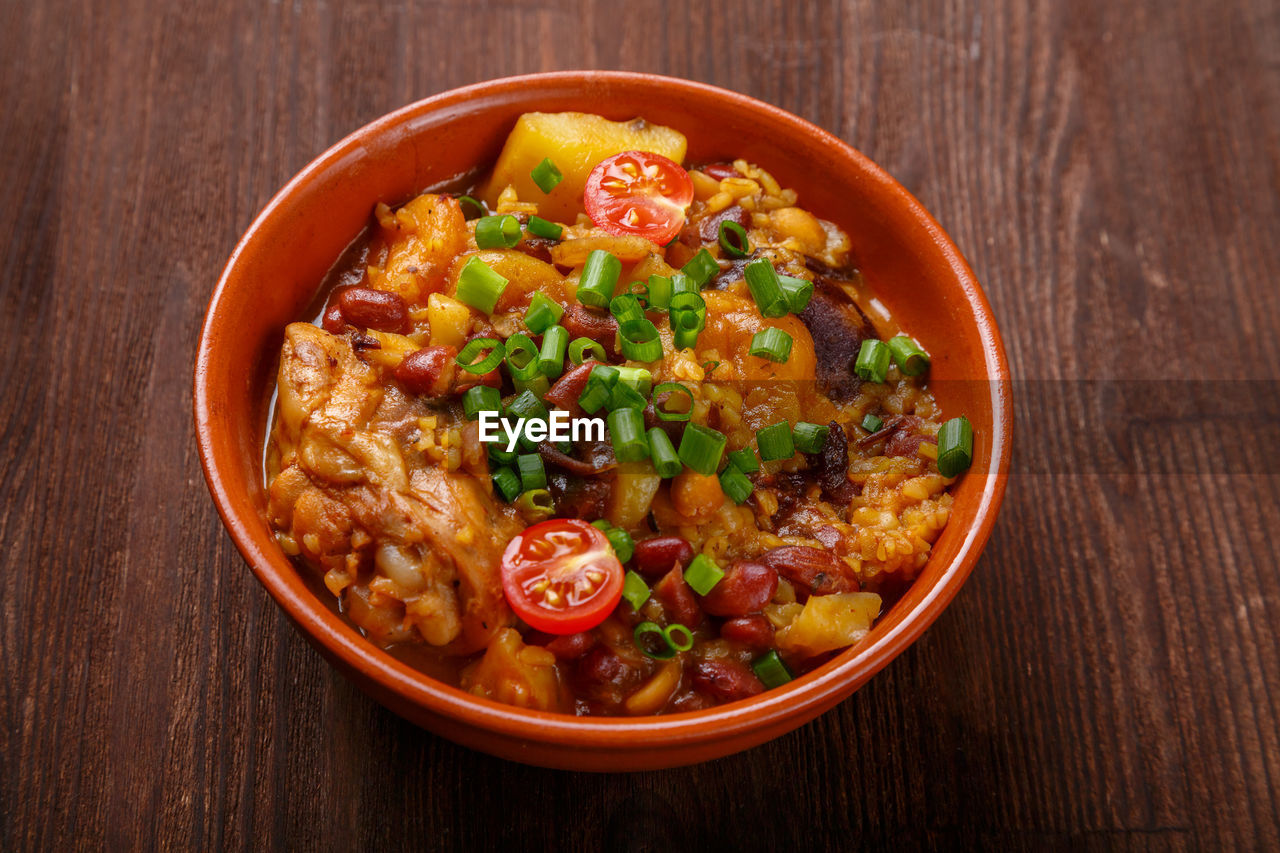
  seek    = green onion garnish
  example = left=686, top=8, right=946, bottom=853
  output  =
left=646, top=274, right=673, bottom=310
left=677, top=423, right=727, bottom=475
left=538, top=324, right=568, bottom=378
left=683, top=553, right=724, bottom=596
left=622, top=570, right=650, bottom=611
left=652, top=382, right=693, bottom=421
left=756, top=421, right=795, bottom=461
left=506, top=389, right=549, bottom=422
left=744, top=258, right=789, bottom=318
left=719, top=464, right=754, bottom=504
left=523, top=292, right=563, bottom=334
left=512, top=373, right=550, bottom=397
left=792, top=422, right=830, bottom=454
left=576, top=249, right=621, bottom=308
left=568, top=337, right=606, bottom=365
left=609, top=293, right=644, bottom=325
left=605, top=526, right=635, bottom=564
left=682, top=249, right=720, bottom=289
left=669, top=290, right=706, bottom=350
left=530, top=157, right=563, bottom=193
left=577, top=365, right=620, bottom=414
left=606, top=381, right=647, bottom=411
left=474, top=214, right=521, bottom=249
left=455, top=256, right=508, bottom=314
left=457, top=195, right=486, bottom=220
left=492, top=466, right=521, bottom=502
left=855, top=339, right=891, bottom=383
left=664, top=623, right=694, bottom=652
left=462, top=385, right=501, bottom=420
left=936, top=416, right=974, bottom=477
left=749, top=327, right=793, bottom=363
left=514, top=488, right=554, bottom=521
left=503, top=333, right=541, bottom=381
left=488, top=435, right=517, bottom=465
left=670, top=273, right=699, bottom=295
left=648, top=428, right=682, bottom=478
left=887, top=335, right=930, bottom=376
left=751, top=650, right=793, bottom=688
left=526, top=215, right=563, bottom=241
left=454, top=337, right=504, bottom=374
left=516, top=452, right=547, bottom=491
left=727, top=448, right=760, bottom=473
left=861, top=413, right=883, bottom=433
left=608, top=407, right=648, bottom=463
left=616, top=367, right=653, bottom=396
left=633, top=621, right=678, bottom=660
left=619, top=317, right=662, bottom=362
left=778, top=275, right=813, bottom=313
left=718, top=220, right=750, bottom=258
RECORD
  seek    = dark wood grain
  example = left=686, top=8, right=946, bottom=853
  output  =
left=3, top=0, right=1278, bottom=849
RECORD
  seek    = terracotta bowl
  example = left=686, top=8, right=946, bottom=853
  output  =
left=194, top=71, right=1012, bottom=771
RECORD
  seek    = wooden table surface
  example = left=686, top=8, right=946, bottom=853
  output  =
left=4, top=0, right=1278, bottom=849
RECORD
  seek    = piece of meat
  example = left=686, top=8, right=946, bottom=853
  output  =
left=538, top=436, right=615, bottom=476
left=805, top=420, right=856, bottom=504
left=797, top=277, right=877, bottom=402
left=548, top=471, right=613, bottom=521
left=759, top=546, right=860, bottom=598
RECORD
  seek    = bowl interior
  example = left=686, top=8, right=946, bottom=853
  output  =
left=196, top=73, right=1010, bottom=760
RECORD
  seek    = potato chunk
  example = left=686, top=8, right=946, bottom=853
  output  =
left=480, top=112, right=687, bottom=222
left=774, top=592, right=883, bottom=659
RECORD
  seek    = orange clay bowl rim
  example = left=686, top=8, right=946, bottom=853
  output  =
left=195, top=71, right=1012, bottom=751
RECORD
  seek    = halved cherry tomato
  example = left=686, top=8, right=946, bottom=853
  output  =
left=500, top=519, right=624, bottom=634
left=583, top=151, right=694, bottom=245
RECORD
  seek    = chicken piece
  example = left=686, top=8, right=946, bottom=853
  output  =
left=460, top=628, right=568, bottom=712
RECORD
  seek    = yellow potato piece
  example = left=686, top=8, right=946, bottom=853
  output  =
left=480, top=112, right=687, bottom=223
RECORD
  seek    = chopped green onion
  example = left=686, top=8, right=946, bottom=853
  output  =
left=793, top=422, right=830, bottom=454
left=591, top=519, right=612, bottom=533
left=506, top=389, right=549, bottom=422
left=682, top=249, right=719, bottom=288
left=778, top=275, right=814, bottom=313
left=576, top=250, right=621, bottom=308
left=608, top=407, right=648, bottom=462
left=609, top=293, right=644, bottom=325
left=861, top=413, right=884, bottom=433
left=605, top=526, right=635, bottom=564
left=664, top=623, right=694, bottom=652
left=578, top=364, right=620, bottom=413
left=646, top=274, right=673, bottom=310
left=474, top=214, right=521, bottom=249
left=620, top=317, right=662, bottom=362
left=616, top=367, right=653, bottom=396
left=457, top=195, right=486, bottom=220
left=669, top=290, right=706, bottom=350
left=568, top=337, right=606, bottom=365
left=855, top=339, right=891, bottom=383
left=516, top=453, right=547, bottom=491
left=652, top=382, right=693, bottom=421
left=462, top=385, right=501, bottom=420
left=455, top=256, right=508, bottom=314
left=749, top=327, right=793, bottom=363
left=670, top=273, right=699, bottom=295
left=751, top=650, right=793, bottom=688
left=678, top=424, right=727, bottom=476
left=606, top=381, right=647, bottom=411
left=455, top=337, right=504, bottom=374
left=648, top=428, right=682, bottom=478
left=718, top=220, right=750, bottom=258
left=526, top=215, right=563, bottom=241
left=634, top=621, right=677, bottom=660
left=727, top=448, right=760, bottom=473
left=887, top=335, right=931, bottom=376
left=756, top=421, right=794, bottom=461
left=683, top=553, right=724, bottom=596
left=589, top=364, right=620, bottom=387
left=937, top=416, right=974, bottom=477
left=744, top=258, right=789, bottom=318
left=622, top=571, right=650, bottom=611
left=488, top=435, right=517, bottom=465
left=719, top=464, right=754, bottom=504
left=503, top=333, right=541, bottom=381
left=512, top=373, right=550, bottom=397
left=538, top=324, right=569, bottom=378
left=523, top=292, right=563, bottom=334
left=514, top=488, right=555, bottom=521
left=530, top=157, right=563, bottom=193
left=491, top=466, right=521, bottom=502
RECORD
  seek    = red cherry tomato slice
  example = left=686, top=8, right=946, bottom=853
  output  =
left=583, top=150, right=694, bottom=245
left=500, top=519, right=624, bottom=635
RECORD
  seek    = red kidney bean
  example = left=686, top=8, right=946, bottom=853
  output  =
left=544, top=631, right=596, bottom=661
left=699, top=560, right=777, bottom=617
left=719, top=615, right=774, bottom=650
left=543, top=361, right=596, bottom=416
left=652, top=566, right=702, bottom=628
left=632, top=536, right=695, bottom=579
left=692, top=659, right=764, bottom=702
left=697, top=204, right=750, bottom=244
left=338, top=287, right=411, bottom=333
left=700, top=162, right=738, bottom=180
left=393, top=346, right=456, bottom=396
left=576, top=645, right=630, bottom=686
left=321, top=285, right=352, bottom=334
left=561, top=305, right=619, bottom=357
left=760, top=546, right=860, bottom=597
